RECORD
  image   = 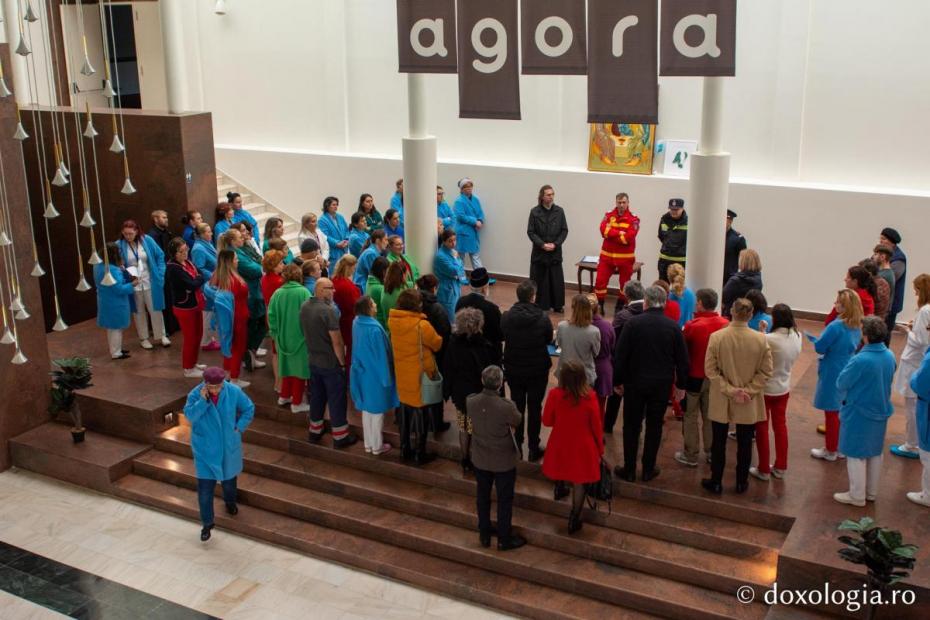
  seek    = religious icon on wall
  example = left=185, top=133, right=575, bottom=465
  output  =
left=587, top=123, right=656, bottom=175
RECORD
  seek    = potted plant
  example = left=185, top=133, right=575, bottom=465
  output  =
left=837, top=517, right=918, bottom=619
left=49, top=357, right=93, bottom=443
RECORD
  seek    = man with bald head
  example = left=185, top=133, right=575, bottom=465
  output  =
left=299, top=278, right=357, bottom=448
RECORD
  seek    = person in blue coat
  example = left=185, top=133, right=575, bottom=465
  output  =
left=833, top=317, right=897, bottom=507
left=319, top=196, right=350, bottom=265
left=453, top=178, right=485, bottom=270
left=350, top=297, right=400, bottom=455
left=906, top=347, right=930, bottom=507
left=354, top=230, right=388, bottom=291
left=191, top=224, right=220, bottom=351
left=184, top=366, right=255, bottom=541
left=95, top=242, right=137, bottom=360
left=437, top=186, right=454, bottom=234
left=383, top=208, right=404, bottom=240
left=348, top=212, right=370, bottom=258
left=746, top=290, right=772, bottom=333
left=806, top=289, right=863, bottom=462
left=433, top=229, right=467, bottom=321
left=181, top=211, right=203, bottom=250
left=228, top=192, right=260, bottom=246
left=390, top=178, right=404, bottom=224
left=117, top=220, right=169, bottom=349
left=214, top=203, right=235, bottom=244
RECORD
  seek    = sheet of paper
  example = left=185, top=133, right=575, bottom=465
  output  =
left=126, top=266, right=139, bottom=277
left=581, top=255, right=600, bottom=264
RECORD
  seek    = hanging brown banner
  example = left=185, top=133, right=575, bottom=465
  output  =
left=396, top=0, right=458, bottom=73
left=660, top=0, right=736, bottom=76
left=520, top=0, right=587, bottom=75
left=457, top=0, right=521, bottom=120
left=587, top=0, right=658, bottom=124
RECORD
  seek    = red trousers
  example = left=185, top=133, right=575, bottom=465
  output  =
left=223, top=318, right=248, bottom=379
left=280, top=377, right=306, bottom=403
left=756, top=393, right=790, bottom=472
left=824, top=410, right=839, bottom=453
left=594, top=259, right=634, bottom=301
left=174, top=307, right=203, bottom=370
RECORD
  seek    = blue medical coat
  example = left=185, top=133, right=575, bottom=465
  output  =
left=837, top=343, right=896, bottom=458
left=184, top=381, right=255, bottom=480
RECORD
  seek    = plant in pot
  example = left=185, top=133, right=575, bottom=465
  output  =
left=49, top=357, right=93, bottom=443
left=837, top=516, right=918, bottom=619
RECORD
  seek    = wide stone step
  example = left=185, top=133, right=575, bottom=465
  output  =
left=112, top=474, right=659, bottom=620
left=131, top=451, right=767, bottom=620
left=163, top=419, right=786, bottom=560
left=154, top=429, right=775, bottom=595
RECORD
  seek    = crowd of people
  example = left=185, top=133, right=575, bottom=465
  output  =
left=91, top=187, right=930, bottom=546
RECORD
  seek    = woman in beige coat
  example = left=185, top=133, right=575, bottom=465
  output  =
left=702, top=298, right=773, bottom=495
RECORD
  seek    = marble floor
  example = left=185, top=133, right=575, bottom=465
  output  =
left=0, top=469, right=510, bottom=620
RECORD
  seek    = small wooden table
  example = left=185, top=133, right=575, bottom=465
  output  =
left=576, top=259, right=643, bottom=294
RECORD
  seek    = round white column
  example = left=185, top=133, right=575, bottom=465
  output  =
left=3, top=0, right=31, bottom=106
left=686, top=77, right=731, bottom=294
left=158, top=0, right=189, bottom=113
left=403, top=74, right=437, bottom=277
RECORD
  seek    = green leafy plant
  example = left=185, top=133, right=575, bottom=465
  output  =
left=48, top=357, right=93, bottom=430
left=838, top=517, right=918, bottom=618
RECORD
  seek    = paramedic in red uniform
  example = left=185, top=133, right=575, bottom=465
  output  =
left=595, top=193, right=640, bottom=311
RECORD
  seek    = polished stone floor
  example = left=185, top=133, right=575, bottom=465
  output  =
left=0, top=470, right=510, bottom=619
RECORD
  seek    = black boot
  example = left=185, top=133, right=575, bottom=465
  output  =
left=399, top=406, right=414, bottom=462
left=412, top=407, right=435, bottom=465
left=553, top=481, right=570, bottom=501
left=568, top=510, right=583, bottom=534
left=200, top=524, right=214, bottom=541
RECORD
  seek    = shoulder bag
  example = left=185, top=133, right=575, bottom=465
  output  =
left=418, top=324, right=444, bottom=405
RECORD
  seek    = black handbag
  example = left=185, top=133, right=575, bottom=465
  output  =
left=584, top=458, right=613, bottom=512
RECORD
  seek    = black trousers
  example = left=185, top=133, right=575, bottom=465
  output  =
left=604, top=393, right=622, bottom=433
left=399, top=405, right=429, bottom=457
left=508, top=374, right=547, bottom=451
left=884, top=311, right=898, bottom=346
left=710, top=421, right=754, bottom=485
left=530, top=261, right=565, bottom=311
left=474, top=467, right=516, bottom=542
left=622, top=382, right=670, bottom=473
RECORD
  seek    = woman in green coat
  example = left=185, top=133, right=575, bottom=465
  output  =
left=366, top=257, right=389, bottom=327
left=267, top=264, right=311, bottom=414
left=379, top=260, right=411, bottom=331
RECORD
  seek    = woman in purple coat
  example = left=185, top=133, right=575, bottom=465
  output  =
left=588, top=294, right=615, bottom=418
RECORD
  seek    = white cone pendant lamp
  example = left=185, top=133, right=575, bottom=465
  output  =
left=103, top=80, right=116, bottom=98
left=15, top=307, right=30, bottom=320
left=80, top=210, right=95, bottom=227
left=0, top=230, right=10, bottom=246
left=11, top=348, right=27, bottom=365
left=100, top=269, right=116, bottom=286
left=0, top=77, right=11, bottom=98
left=43, top=182, right=59, bottom=218
left=83, top=119, right=98, bottom=139
left=121, top=177, right=136, bottom=195
left=76, top=276, right=91, bottom=292
left=80, top=56, right=95, bottom=77
left=110, top=134, right=124, bottom=154
left=52, top=314, right=68, bottom=331
left=87, top=250, right=101, bottom=265
left=13, top=122, right=28, bottom=141
left=24, top=1, right=38, bottom=22
left=0, top=327, right=13, bottom=345
left=15, top=36, right=30, bottom=57
left=9, top=296, right=23, bottom=313
left=31, top=260, right=45, bottom=276
left=52, top=167, right=68, bottom=186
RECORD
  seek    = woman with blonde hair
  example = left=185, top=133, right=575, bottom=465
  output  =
left=204, top=249, right=250, bottom=387
left=297, top=212, right=330, bottom=267
left=722, top=248, right=763, bottom=317
left=891, top=274, right=930, bottom=459
left=556, top=294, right=601, bottom=387
left=667, top=263, right=695, bottom=327
left=808, top=289, right=863, bottom=462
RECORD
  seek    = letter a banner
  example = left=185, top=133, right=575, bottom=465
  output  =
left=521, top=0, right=586, bottom=75
left=457, top=0, right=521, bottom=119
left=660, top=0, right=736, bottom=76
left=397, top=0, right=457, bottom=73
left=587, top=0, right=658, bottom=124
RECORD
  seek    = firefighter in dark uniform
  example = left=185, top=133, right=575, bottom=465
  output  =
left=657, top=198, right=687, bottom=282
left=723, top=209, right=747, bottom=287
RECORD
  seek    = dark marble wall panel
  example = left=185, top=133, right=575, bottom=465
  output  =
left=20, top=107, right=215, bottom=331
left=0, top=44, right=53, bottom=471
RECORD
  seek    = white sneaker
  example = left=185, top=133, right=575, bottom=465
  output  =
left=232, top=379, right=251, bottom=388
left=771, top=467, right=787, bottom=479
left=195, top=364, right=207, bottom=370
left=866, top=495, right=877, bottom=502
left=160, top=337, right=172, bottom=347
left=811, top=447, right=838, bottom=461
left=906, top=492, right=930, bottom=507
left=277, top=397, right=292, bottom=406
left=674, top=451, right=698, bottom=467
left=252, top=359, right=267, bottom=369
left=290, top=403, right=310, bottom=414
left=140, top=339, right=153, bottom=350
left=749, top=467, right=770, bottom=481
left=256, top=347, right=268, bottom=357
left=833, top=492, right=866, bottom=507
left=183, top=368, right=203, bottom=378
left=373, top=444, right=393, bottom=456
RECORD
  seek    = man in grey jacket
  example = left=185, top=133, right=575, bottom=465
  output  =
left=468, top=366, right=526, bottom=551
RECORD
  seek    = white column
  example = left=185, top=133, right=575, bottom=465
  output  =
left=158, top=0, right=189, bottom=114
left=3, top=0, right=31, bottom=106
left=686, top=77, right=731, bottom=294
left=403, top=74, right=437, bottom=278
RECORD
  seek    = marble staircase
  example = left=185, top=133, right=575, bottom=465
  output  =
left=216, top=170, right=300, bottom=255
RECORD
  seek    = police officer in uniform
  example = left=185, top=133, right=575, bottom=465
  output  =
left=723, top=209, right=747, bottom=287
left=657, top=198, right=687, bottom=282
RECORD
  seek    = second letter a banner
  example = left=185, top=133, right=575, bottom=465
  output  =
left=457, top=0, right=521, bottom=120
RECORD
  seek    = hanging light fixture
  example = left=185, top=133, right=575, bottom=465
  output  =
left=215, top=0, right=227, bottom=15
left=51, top=299, right=68, bottom=331
left=0, top=231, right=10, bottom=246
left=75, top=276, right=91, bottom=292
left=80, top=47, right=96, bottom=76
left=103, top=79, right=115, bottom=98
left=0, top=327, right=13, bottom=346
left=110, top=115, right=124, bottom=153
left=24, top=1, right=39, bottom=23
left=15, top=35, right=30, bottom=57
left=52, top=166, right=68, bottom=186
left=120, top=156, right=136, bottom=195
left=9, top=296, right=24, bottom=313
left=11, top=347, right=28, bottom=365
left=83, top=118, right=97, bottom=138
left=57, top=145, right=69, bottom=177
left=15, top=306, right=30, bottom=320
left=30, top=261, right=45, bottom=277
left=43, top=181, right=59, bottom=218
left=80, top=211, right=95, bottom=228
left=13, top=105, right=28, bottom=141
left=87, top=250, right=101, bottom=265
left=99, top=269, right=116, bottom=287
left=0, top=63, right=11, bottom=98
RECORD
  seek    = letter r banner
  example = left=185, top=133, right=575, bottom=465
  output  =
left=397, top=0, right=458, bottom=73
left=660, top=0, right=737, bottom=76
left=457, top=0, right=521, bottom=119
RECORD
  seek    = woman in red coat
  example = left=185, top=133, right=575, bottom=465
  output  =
left=332, top=255, right=361, bottom=369
left=542, top=359, right=604, bottom=534
left=261, top=250, right=286, bottom=393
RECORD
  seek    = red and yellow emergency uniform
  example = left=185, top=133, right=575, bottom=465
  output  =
left=595, top=207, right=640, bottom=301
